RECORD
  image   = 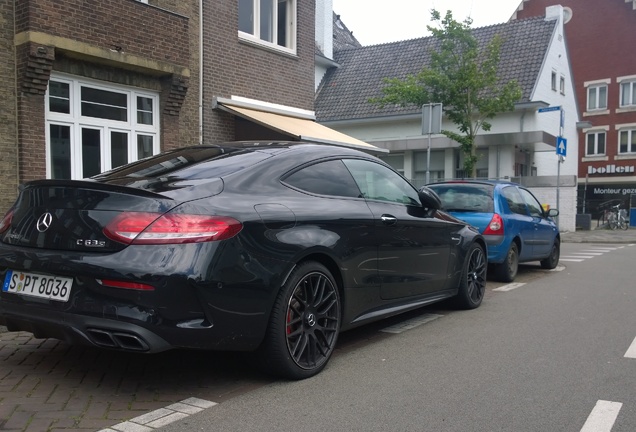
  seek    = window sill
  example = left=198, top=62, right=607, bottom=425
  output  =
left=582, top=156, right=608, bottom=162
left=615, top=154, right=636, bottom=160
left=238, top=33, right=297, bottom=58
left=616, top=106, right=636, bottom=114
left=583, top=110, right=610, bottom=117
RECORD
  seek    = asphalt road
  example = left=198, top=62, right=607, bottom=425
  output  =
left=1, top=240, right=635, bottom=431
left=151, top=242, right=636, bottom=432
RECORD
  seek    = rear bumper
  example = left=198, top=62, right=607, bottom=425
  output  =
left=0, top=241, right=287, bottom=353
left=0, top=298, right=265, bottom=353
left=483, top=234, right=507, bottom=264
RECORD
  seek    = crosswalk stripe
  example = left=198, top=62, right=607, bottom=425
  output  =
left=559, top=258, right=585, bottom=262
left=570, top=252, right=604, bottom=256
left=625, top=336, right=636, bottom=359
left=580, top=400, right=622, bottom=432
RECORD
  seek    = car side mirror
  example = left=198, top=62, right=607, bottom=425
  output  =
left=547, top=208, right=559, bottom=217
left=417, top=186, right=442, bottom=212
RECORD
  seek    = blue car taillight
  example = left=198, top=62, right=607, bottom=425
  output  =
left=483, top=213, right=504, bottom=236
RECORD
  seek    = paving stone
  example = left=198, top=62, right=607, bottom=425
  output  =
left=24, top=417, right=55, bottom=432
left=2, top=410, right=34, bottom=430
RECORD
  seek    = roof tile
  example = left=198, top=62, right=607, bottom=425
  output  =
left=316, top=17, right=557, bottom=122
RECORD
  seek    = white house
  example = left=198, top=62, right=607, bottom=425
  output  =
left=315, top=4, right=581, bottom=232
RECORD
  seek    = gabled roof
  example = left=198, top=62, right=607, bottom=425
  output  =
left=316, top=16, right=557, bottom=122
left=332, top=12, right=362, bottom=52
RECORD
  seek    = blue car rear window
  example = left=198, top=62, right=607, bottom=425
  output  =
left=428, top=184, right=494, bottom=212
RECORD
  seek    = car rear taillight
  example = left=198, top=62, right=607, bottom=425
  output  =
left=483, top=213, right=504, bottom=235
left=103, top=212, right=243, bottom=245
left=97, top=279, right=155, bottom=291
left=0, top=209, right=14, bottom=234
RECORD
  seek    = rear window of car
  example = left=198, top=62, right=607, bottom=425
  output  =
left=428, top=183, right=494, bottom=212
left=92, top=147, right=270, bottom=181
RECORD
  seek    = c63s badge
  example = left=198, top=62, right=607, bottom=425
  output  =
left=77, top=239, right=106, bottom=248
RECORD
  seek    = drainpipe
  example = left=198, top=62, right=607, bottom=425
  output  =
left=199, top=0, right=203, bottom=145
left=13, top=3, right=20, bottom=188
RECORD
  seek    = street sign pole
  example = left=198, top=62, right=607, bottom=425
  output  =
left=422, top=103, right=442, bottom=184
left=538, top=106, right=564, bottom=230
left=556, top=108, right=565, bottom=230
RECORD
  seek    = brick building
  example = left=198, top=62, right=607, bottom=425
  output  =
left=1, top=0, right=348, bottom=215
left=515, top=0, right=636, bottom=220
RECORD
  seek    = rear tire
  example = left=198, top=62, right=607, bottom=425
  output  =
left=257, top=261, right=341, bottom=380
left=609, top=215, right=618, bottom=230
left=540, top=239, right=560, bottom=269
left=452, top=243, right=487, bottom=309
left=495, top=242, right=518, bottom=282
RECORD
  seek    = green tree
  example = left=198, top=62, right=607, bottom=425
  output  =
left=372, top=10, right=522, bottom=178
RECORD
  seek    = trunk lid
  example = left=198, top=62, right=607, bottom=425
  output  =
left=1, top=180, right=219, bottom=253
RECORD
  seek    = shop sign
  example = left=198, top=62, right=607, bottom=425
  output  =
left=587, top=164, right=635, bottom=175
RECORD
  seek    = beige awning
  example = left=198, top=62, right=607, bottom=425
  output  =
left=215, top=99, right=387, bottom=154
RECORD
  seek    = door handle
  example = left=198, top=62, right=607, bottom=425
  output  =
left=381, top=215, right=397, bottom=226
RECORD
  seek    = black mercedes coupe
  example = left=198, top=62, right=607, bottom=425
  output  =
left=0, top=142, right=486, bottom=379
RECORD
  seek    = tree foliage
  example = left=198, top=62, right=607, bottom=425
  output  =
left=371, top=10, right=522, bottom=178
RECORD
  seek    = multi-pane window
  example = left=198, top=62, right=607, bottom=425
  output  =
left=587, top=85, right=608, bottom=111
left=619, top=129, right=636, bottom=154
left=620, top=80, right=636, bottom=107
left=586, top=131, right=606, bottom=156
left=46, top=75, right=159, bottom=180
left=238, top=0, right=296, bottom=52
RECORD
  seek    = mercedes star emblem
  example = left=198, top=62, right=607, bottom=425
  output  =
left=36, top=212, right=53, bottom=233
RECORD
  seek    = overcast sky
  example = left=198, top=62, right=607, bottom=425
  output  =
left=332, top=0, right=523, bottom=46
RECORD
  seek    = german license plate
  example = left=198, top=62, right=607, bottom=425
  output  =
left=2, top=270, right=73, bottom=302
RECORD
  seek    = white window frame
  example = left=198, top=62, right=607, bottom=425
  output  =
left=619, top=76, right=636, bottom=108
left=238, top=0, right=297, bottom=55
left=45, top=73, right=160, bottom=179
left=584, top=79, right=610, bottom=116
left=587, top=84, right=608, bottom=111
left=559, top=75, right=565, bottom=95
left=551, top=71, right=557, bottom=91
left=585, top=130, right=606, bottom=156
left=617, top=125, right=636, bottom=155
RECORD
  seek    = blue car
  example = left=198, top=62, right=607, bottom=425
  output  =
left=427, top=180, right=560, bottom=282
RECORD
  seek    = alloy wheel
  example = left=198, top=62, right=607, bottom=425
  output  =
left=285, top=271, right=340, bottom=370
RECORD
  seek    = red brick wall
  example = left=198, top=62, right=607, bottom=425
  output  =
left=515, top=0, right=636, bottom=180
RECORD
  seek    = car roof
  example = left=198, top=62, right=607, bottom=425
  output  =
left=428, top=179, right=520, bottom=188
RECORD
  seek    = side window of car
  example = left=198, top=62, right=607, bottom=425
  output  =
left=500, top=186, right=528, bottom=215
left=518, top=188, right=545, bottom=218
left=342, top=159, right=420, bottom=206
left=282, top=159, right=362, bottom=198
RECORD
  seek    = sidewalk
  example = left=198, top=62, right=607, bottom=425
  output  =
left=561, top=226, right=636, bottom=243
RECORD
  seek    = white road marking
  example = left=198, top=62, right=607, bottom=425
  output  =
left=381, top=313, right=443, bottom=334
left=570, top=252, right=604, bottom=256
left=583, top=248, right=616, bottom=252
left=547, top=265, right=566, bottom=272
left=561, top=255, right=596, bottom=259
left=558, top=258, right=585, bottom=262
left=100, top=397, right=218, bottom=432
left=625, top=336, right=636, bottom=359
left=580, top=400, right=622, bottom=432
left=493, top=282, right=526, bottom=292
